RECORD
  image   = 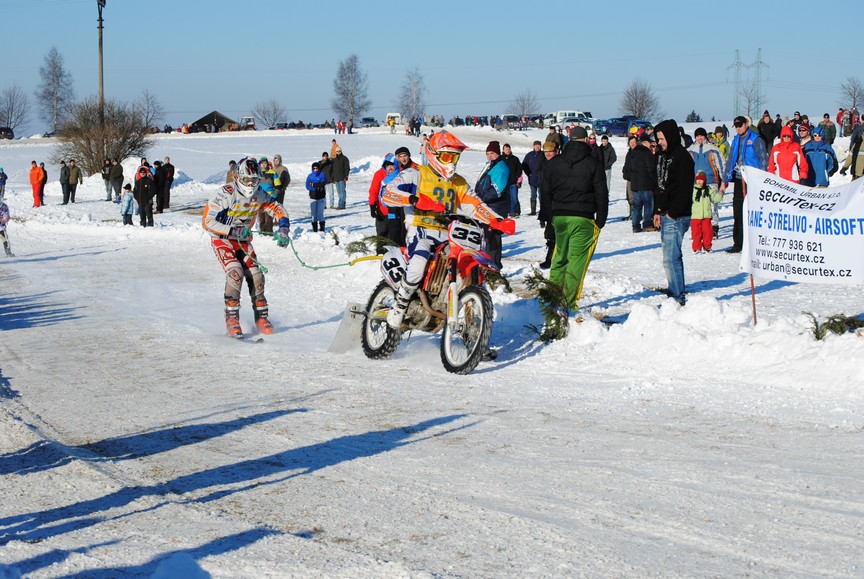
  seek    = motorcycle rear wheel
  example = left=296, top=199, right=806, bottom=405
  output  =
left=440, top=285, right=493, bottom=374
left=361, top=279, right=402, bottom=359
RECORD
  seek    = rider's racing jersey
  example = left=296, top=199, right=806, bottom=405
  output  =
left=382, top=165, right=501, bottom=232
left=202, top=183, right=287, bottom=239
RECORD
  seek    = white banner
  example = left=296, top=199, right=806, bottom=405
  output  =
left=741, top=168, right=864, bottom=284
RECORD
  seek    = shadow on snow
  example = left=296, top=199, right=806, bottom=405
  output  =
left=0, top=408, right=306, bottom=477
left=0, top=414, right=472, bottom=547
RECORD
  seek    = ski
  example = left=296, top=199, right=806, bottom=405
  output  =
left=227, top=335, right=264, bottom=343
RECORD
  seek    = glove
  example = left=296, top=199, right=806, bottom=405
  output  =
left=539, top=220, right=546, bottom=229
left=489, top=218, right=516, bottom=235
left=370, top=204, right=378, bottom=218
left=275, top=217, right=290, bottom=247
left=412, top=195, right=446, bottom=212
left=230, top=225, right=251, bottom=240
left=516, top=176, right=523, bottom=187
left=840, top=168, right=847, bottom=176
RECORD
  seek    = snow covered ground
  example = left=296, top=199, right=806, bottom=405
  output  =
left=1, top=126, right=862, bottom=577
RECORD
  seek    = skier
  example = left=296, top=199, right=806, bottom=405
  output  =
left=202, top=157, right=291, bottom=338
left=0, top=192, right=13, bottom=257
left=381, top=130, right=515, bottom=329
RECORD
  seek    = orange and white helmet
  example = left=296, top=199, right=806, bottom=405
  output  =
left=425, top=131, right=467, bottom=181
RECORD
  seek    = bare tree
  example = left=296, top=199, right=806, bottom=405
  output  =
left=619, top=78, right=663, bottom=121
left=35, top=47, right=75, bottom=132
left=331, top=54, right=371, bottom=123
left=134, top=89, right=165, bottom=131
left=737, top=79, right=760, bottom=119
left=397, top=68, right=426, bottom=122
left=0, top=84, right=30, bottom=131
left=506, top=89, right=540, bottom=117
left=252, top=99, right=289, bottom=129
left=54, top=96, right=150, bottom=175
left=839, top=76, right=864, bottom=111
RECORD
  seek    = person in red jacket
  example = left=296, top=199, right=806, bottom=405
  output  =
left=368, top=154, right=396, bottom=253
left=768, top=125, right=808, bottom=183
left=29, top=161, right=44, bottom=207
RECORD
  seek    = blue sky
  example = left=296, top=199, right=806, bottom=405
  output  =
left=2, top=0, right=859, bottom=132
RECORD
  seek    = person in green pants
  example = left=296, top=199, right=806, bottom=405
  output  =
left=540, top=126, right=609, bottom=308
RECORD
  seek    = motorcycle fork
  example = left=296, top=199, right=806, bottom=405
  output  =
left=446, top=257, right=461, bottom=330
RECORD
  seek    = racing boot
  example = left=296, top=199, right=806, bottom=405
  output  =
left=386, top=282, right=416, bottom=329
left=253, top=297, right=274, bottom=335
left=225, top=298, right=243, bottom=338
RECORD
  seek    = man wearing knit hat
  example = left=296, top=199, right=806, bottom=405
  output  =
left=540, top=125, right=608, bottom=309
left=757, top=110, right=779, bottom=148
left=475, top=141, right=510, bottom=268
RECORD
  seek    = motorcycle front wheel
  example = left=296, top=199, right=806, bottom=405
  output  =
left=361, top=279, right=402, bottom=359
left=440, top=285, right=493, bottom=374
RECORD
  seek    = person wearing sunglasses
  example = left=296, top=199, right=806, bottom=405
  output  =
left=720, top=115, right=767, bottom=253
left=382, top=131, right=516, bottom=329
left=801, top=126, right=838, bottom=188
left=767, top=125, right=808, bottom=184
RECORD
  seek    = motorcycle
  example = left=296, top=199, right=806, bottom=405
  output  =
left=360, top=215, right=502, bottom=375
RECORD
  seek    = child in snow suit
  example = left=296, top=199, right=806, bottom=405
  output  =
left=690, top=171, right=722, bottom=253
left=202, top=157, right=291, bottom=338
left=120, top=183, right=137, bottom=225
left=305, top=162, right=328, bottom=232
left=0, top=193, right=14, bottom=257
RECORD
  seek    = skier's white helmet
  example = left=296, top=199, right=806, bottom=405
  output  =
left=233, top=157, right=263, bottom=196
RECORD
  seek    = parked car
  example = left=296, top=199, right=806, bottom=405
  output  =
left=358, top=117, right=379, bottom=128
left=595, top=117, right=650, bottom=137
left=500, top=114, right=521, bottom=129
left=0, top=127, right=14, bottom=140
left=559, top=116, right=593, bottom=132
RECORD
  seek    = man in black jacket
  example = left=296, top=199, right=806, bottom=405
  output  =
left=757, top=110, right=779, bottom=149
left=540, top=126, right=608, bottom=309
left=652, top=119, right=694, bottom=305
left=622, top=133, right=657, bottom=232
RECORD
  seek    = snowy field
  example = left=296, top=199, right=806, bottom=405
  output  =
left=1, top=126, right=862, bottom=577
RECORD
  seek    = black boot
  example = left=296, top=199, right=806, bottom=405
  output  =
left=312, top=221, right=318, bottom=232
left=530, top=200, right=536, bottom=216
left=319, top=221, right=325, bottom=232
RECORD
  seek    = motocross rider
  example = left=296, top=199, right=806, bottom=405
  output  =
left=203, top=157, right=291, bottom=338
left=382, top=130, right=516, bottom=329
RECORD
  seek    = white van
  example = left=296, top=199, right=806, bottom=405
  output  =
left=544, top=110, right=594, bottom=125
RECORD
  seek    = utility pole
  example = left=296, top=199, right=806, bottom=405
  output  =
left=727, top=50, right=744, bottom=117
left=752, top=48, right=768, bottom=116
left=97, top=0, right=106, bottom=155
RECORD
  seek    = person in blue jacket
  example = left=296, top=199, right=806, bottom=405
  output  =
left=719, top=116, right=767, bottom=253
left=801, top=126, right=838, bottom=187
left=305, top=162, right=328, bottom=232
left=475, top=140, right=510, bottom=268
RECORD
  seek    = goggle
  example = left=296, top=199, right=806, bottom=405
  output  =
left=435, top=150, right=460, bottom=164
left=239, top=176, right=259, bottom=188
